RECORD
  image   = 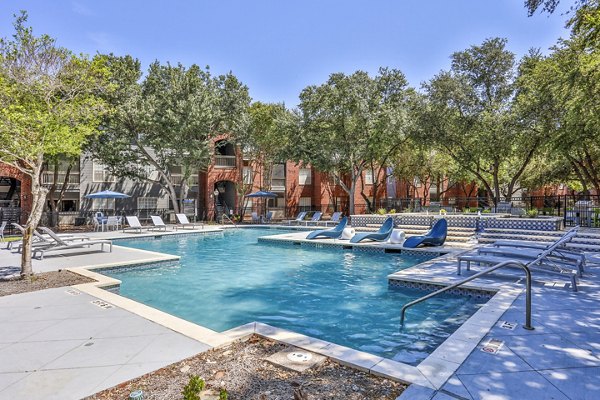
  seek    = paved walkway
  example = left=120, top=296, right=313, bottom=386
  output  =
left=401, top=258, right=600, bottom=400
left=0, top=287, right=211, bottom=400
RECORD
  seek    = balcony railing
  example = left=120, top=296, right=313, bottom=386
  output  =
left=171, top=175, right=199, bottom=186
left=214, top=155, right=236, bottom=168
left=271, top=179, right=286, bottom=191
left=42, top=172, right=80, bottom=185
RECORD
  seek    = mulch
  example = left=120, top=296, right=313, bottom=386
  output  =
left=0, top=270, right=95, bottom=297
left=86, top=335, right=405, bottom=400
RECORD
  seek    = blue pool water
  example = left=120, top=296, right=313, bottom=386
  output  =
left=105, top=229, right=484, bottom=365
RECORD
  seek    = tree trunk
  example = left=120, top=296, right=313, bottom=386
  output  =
left=21, top=161, right=49, bottom=278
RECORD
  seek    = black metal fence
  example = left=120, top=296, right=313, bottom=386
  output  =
left=374, top=195, right=600, bottom=228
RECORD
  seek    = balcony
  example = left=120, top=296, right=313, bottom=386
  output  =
left=42, top=172, right=80, bottom=188
left=171, top=175, right=199, bottom=186
left=214, top=155, right=236, bottom=168
left=271, top=179, right=286, bottom=192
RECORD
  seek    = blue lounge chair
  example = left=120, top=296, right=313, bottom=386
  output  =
left=403, top=218, right=447, bottom=248
left=350, top=217, right=394, bottom=243
left=306, top=217, right=348, bottom=239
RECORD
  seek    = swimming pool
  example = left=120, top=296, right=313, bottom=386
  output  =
left=105, top=228, right=484, bottom=365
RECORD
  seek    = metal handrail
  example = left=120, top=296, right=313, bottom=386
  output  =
left=221, top=213, right=237, bottom=227
left=399, top=260, right=534, bottom=330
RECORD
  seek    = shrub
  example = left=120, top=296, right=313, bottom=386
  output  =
left=376, top=208, right=387, bottom=215
left=182, top=375, right=205, bottom=400
left=389, top=208, right=397, bottom=214
left=482, top=209, right=491, bottom=214
left=526, top=209, right=539, bottom=218
left=219, top=389, right=228, bottom=400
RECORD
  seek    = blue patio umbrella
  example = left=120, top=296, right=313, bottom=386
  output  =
left=245, top=191, right=277, bottom=218
left=246, top=191, right=277, bottom=198
left=85, top=190, right=131, bottom=199
left=85, top=190, right=131, bottom=217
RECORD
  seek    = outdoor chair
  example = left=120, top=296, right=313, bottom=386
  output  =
left=494, top=202, right=512, bottom=213
left=150, top=215, right=168, bottom=231
left=306, top=217, right=348, bottom=240
left=264, top=211, right=273, bottom=223
left=284, top=211, right=307, bottom=225
left=317, top=212, right=342, bottom=227
left=428, top=201, right=441, bottom=212
left=9, top=223, right=89, bottom=251
left=302, top=211, right=322, bottom=226
left=251, top=212, right=260, bottom=224
left=106, top=216, right=122, bottom=231
left=175, top=213, right=201, bottom=230
left=124, top=216, right=145, bottom=233
left=457, top=229, right=580, bottom=291
left=403, top=218, right=448, bottom=248
left=350, top=217, right=394, bottom=243
left=33, top=228, right=112, bottom=260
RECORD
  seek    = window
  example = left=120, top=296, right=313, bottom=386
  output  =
left=92, top=198, right=115, bottom=210
left=92, top=162, right=115, bottom=182
left=299, top=197, right=311, bottom=208
left=137, top=197, right=158, bottom=210
left=299, top=168, right=312, bottom=185
left=414, top=177, right=421, bottom=188
left=364, top=170, right=373, bottom=185
left=243, top=167, right=253, bottom=185
left=271, top=164, right=286, bottom=190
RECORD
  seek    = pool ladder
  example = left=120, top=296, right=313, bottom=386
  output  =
left=399, top=260, right=534, bottom=331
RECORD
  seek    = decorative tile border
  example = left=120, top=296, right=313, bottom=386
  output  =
left=352, top=246, right=385, bottom=253
left=389, top=279, right=496, bottom=299
left=484, top=217, right=562, bottom=231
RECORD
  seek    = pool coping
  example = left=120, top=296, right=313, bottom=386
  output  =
left=64, top=227, right=522, bottom=390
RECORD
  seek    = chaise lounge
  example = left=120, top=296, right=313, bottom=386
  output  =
left=306, top=217, right=348, bottom=240
left=33, top=228, right=112, bottom=260
left=403, top=218, right=447, bottom=248
left=350, top=217, right=394, bottom=243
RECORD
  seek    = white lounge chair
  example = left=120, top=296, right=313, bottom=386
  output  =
left=124, top=216, right=144, bottom=233
left=175, top=214, right=201, bottom=230
left=302, top=212, right=322, bottom=226
left=284, top=211, right=307, bottom=225
left=318, top=212, right=342, bottom=227
left=10, top=223, right=88, bottom=251
left=33, top=228, right=112, bottom=260
left=457, top=229, right=581, bottom=291
left=150, top=215, right=168, bottom=231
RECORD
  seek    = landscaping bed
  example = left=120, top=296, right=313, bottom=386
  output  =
left=0, top=270, right=95, bottom=297
left=87, top=335, right=405, bottom=400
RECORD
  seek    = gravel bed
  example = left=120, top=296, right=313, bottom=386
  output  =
left=87, top=335, right=405, bottom=400
left=0, top=270, right=95, bottom=296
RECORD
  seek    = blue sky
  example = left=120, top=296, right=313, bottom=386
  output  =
left=0, top=1, right=571, bottom=106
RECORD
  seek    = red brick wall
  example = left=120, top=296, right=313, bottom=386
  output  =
left=0, top=162, right=32, bottom=223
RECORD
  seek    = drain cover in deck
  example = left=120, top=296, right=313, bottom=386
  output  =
left=265, top=348, right=325, bottom=372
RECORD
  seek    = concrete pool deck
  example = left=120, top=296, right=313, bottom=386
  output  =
left=1, top=224, right=599, bottom=399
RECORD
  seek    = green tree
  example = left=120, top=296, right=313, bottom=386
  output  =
left=526, top=0, right=600, bottom=47
left=0, top=12, right=109, bottom=276
left=519, top=34, right=600, bottom=193
left=420, top=38, right=547, bottom=205
left=233, top=101, right=293, bottom=216
left=292, top=68, right=411, bottom=215
left=88, top=57, right=250, bottom=214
